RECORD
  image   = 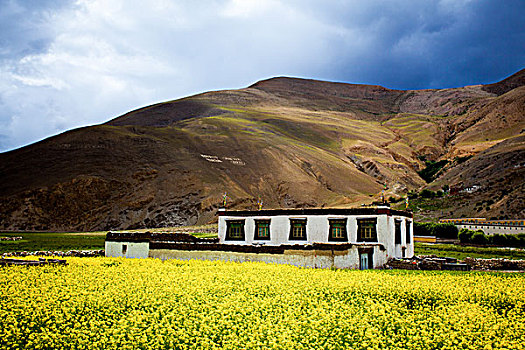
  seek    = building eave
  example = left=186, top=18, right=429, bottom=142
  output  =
left=217, top=207, right=413, bottom=218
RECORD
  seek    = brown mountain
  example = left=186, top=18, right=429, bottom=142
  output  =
left=1, top=69, right=524, bottom=231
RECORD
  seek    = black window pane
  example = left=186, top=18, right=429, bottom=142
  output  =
left=254, top=220, right=271, bottom=240
left=289, top=219, right=307, bottom=240
left=395, top=220, right=402, bottom=244
left=226, top=220, right=245, bottom=241
left=329, top=219, right=348, bottom=242
left=357, top=218, right=377, bottom=242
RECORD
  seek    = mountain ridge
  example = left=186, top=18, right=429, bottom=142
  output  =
left=1, top=70, right=523, bottom=231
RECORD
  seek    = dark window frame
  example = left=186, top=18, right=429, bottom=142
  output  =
left=254, top=219, right=271, bottom=240
left=395, top=219, right=402, bottom=245
left=328, top=218, right=348, bottom=242
left=225, top=220, right=246, bottom=241
left=405, top=220, right=411, bottom=243
left=289, top=218, right=307, bottom=240
left=357, top=218, right=377, bottom=242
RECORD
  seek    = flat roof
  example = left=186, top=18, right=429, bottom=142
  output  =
left=217, top=207, right=412, bottom=218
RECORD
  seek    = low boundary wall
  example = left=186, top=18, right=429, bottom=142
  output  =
left=105, top=232, right=389, bottom=269
left=149, top=245, right=387, bottom=269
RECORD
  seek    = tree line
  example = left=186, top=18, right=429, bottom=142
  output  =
left=414, top=222, right=525, bottom=247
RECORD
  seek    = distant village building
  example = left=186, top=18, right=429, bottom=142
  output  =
left=440, top=218, right=525, bottom=235
left=105, top=206, right=413, bottom=269
left=462, top=185, right=480, bottom=193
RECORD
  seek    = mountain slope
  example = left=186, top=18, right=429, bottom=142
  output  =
left=0, top=70, right=523, bottom=231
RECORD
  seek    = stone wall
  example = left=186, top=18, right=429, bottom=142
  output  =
left=149, top=246, right=387, bottom=269
left=463, top=257, right=525, bottom=271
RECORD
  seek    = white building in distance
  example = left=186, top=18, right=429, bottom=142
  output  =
left=440, top=218, right=525, bottom=235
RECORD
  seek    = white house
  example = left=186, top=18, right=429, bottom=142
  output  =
left=217, top=206, right=413, bottom=269
left=106, top=206, right=413, bottom=269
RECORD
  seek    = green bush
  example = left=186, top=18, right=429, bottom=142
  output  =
left=417, top=160, right=449, bottom=183
left=458, top=228, right=474, bottom=243
left=414, top=222, right=432, bottom=236
left=414, top=222, right=458, bottom=239
left=460, top=230, right=525, bottom=248
left=506, top=235, right=519, bottom=247
left=407, top=190, right=418, bottom=199
left=490, top=234, right=507, bottom=246
left=388, top=196, right=402, bottom=203
left=419, top=189, right=435, bottom=198
left=431, top=223, right=458, bottom=239
left=471, top=231, right=488, bottom=245
left=413, top=223, right=524, bottom=247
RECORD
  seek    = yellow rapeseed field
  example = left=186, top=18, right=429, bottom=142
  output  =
left=1, top=257, right=524, bottom=350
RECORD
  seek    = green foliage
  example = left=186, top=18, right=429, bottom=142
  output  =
left=471, top=231, right=489, bottom=245
left=417, top=159, right=449, bottom=183
left=414, top=243, right=525, bottom=260
left=388, top=196, right=402, bottom=203
left=458, top=228, right=474, bottom=243
left=457, top=229, right=525, bottom=248
left=490, top=234, right=507, bottom=246
left=454, top=155, right=473, bottom=164
left=436, top=223, right=459, bottom=239
left=0, top=232, right=106, bottom=253
left=407, top=190, right=419, bottom=199
left=0, top=225, right=219, bottom=253
left=414, top=222, right=458, bottom=239
left=419, top=189, right=445, bottom=198
left=419, top=189, right=435, bottom=198
left=414, top=222, right=431, bottom=236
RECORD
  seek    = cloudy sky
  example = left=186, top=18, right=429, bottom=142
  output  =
left=0, top=0, right=523, bottom=152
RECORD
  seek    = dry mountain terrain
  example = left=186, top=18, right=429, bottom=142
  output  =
left=1, top=69, right=524, bottom=231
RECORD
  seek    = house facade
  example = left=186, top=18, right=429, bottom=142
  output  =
left=105, top=206, right=413, bottom=269
left=217, top=206, right=413, bottom=269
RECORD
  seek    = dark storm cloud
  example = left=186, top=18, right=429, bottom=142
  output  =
left=0, top=0, right=523, bottom=151
left=297, top=0, right=525, bottom=89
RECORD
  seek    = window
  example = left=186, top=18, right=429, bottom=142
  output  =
left=357, top=218, right=377, bottom=242
left=254, top=219, right=271, bottom=240
left=289, top=219, right=307, bottom=240
left=395, top=219, right=402, bottom=244
left=122, top=244, right=127, bottom=255
left=406, top=220, right=411, bottom=243
left=329, top=219, right=348, bottom=242
left=226, top=220, right=245, bottom=241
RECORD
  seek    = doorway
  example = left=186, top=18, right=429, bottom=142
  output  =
left=359, top=248, right=373, bottom=270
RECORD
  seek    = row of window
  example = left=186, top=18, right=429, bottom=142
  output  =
left=468, top=225, right=523, bottom=230
left=226, top=218, right=412, bottom=243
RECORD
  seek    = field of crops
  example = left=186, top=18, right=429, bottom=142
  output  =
left=1, top=258, right=524, bottom=350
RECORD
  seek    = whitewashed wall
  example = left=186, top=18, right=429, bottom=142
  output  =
left=388, top=215, right=414, bottom=259
left=218, top=213, right=414, bottom=259
left=105, top=241, right=149, bottom=258
left=149, top=245, right=388, bottom=269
